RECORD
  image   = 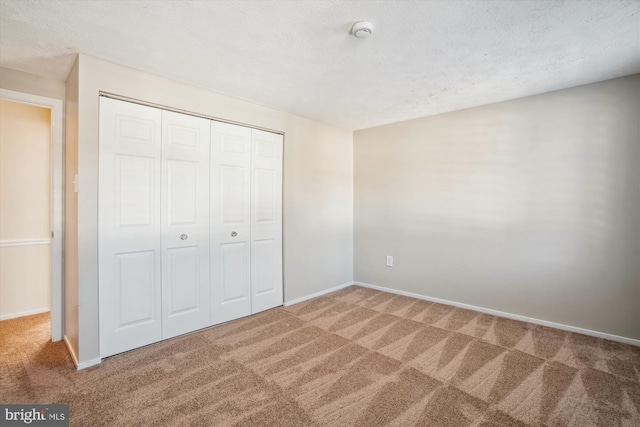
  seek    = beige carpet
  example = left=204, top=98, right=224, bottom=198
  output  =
left=1, top=285, right=639, bottom=426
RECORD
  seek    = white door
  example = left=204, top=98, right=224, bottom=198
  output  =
left=161, top=110, right=211, bottom=339
left=99, top=97, right=162, bottom=358
left=210, top=121, right=252, bottom=324
left=250, top=129, right=283, bottom=313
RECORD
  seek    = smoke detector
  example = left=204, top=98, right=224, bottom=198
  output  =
left=351, top=21, right=373, bottom=38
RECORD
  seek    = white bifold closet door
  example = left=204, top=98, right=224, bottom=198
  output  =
left=99, top=98, right=211, bottom=357
left=160, top=110, right=211, bottom=339
left=210, top=123, right=283, bottom=321
left=210, top=122, right=252, bottom=323
left=99, top=98, right=163, bottom=358
left=250, top=129, right=283, bottom=313
left=100, top=97, right=282, bottom=358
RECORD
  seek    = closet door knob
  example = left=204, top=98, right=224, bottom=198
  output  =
left=231, top=231, right=237, bottom=237
left=180, top=234, right=188, bottom=240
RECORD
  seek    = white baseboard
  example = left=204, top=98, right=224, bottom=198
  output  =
left=64, top=335, right=79, bottom=367
left=0, top=307, right=50, bottom=321
left=64, top=334, right=102, bottom=370
left=77, top=357, right=102, bottom=370
left=354, top=282, right=640, bottom=347
left=284, top=281, right=355, bottom=307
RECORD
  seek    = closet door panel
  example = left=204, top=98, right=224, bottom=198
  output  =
left=251, top=129, right=283, bottom=314
left=166, top=246, right=199, bottom=313
left=161, top=110, right=211, bottom=339
left=115, top=251, right=157, bottom=325
left=115, top=155, right=155, bottom=226
left=167, top=160, right=198, bottom=224
left=221, top=165, right=246, bottom=223
left=99, top=97, right=162, bottom=358
left=253, top=238, right=277, bottom=295
left=221, top=242, right=249, bottom=301
left=210, top=121, right=251, bottom=324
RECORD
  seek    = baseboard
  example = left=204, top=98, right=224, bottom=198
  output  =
left=63, top=334, right=102, bottom=370
left=354, top=282, right=640, bottom=347
left=0, top=307, right=50, bottom=321
left=77, top=357, right=102, bottom=370
left=284, top=281, right=355, bottom=307
left=63, top=335, right=79, bottom=368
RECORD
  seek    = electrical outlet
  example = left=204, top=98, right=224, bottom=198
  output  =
left=386, top=256, right=393, bottom=267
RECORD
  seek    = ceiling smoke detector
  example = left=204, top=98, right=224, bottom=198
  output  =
left=351, top=21, right=373, bottom=38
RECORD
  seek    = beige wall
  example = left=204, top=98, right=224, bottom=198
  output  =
left=0, top=67, right=65, bottom=101
left=0, top=246, right=51, bottom=319
left=64, top=58, right=79, bottom=358
left=0, top=100, right=51, bottom=319
left=70, top=55, right=353, bottom=364
left=354, top=75, right=640, bottom=341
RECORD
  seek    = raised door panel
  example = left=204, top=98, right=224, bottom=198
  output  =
left=166, top=246, right=200, bottom=314
left=252, top=239, right=277, bottom=296
left=99, top=97, right=162, bottom=358
left=253, top=169, right=276, bottom=223
left=250, top=129, right=283, bottom=314
left=161, top=110, right=211, bottom=339
left=115, top=251, right=157, bottom=327
left=221, top=165, right=246, bottom=224
left=115, top=154, right=154, bottom=227
left=210, top=121, right=251, bottom=324
left=221, top=242, right=250, bottom=302
left=167, top=159, right=198, bottom=225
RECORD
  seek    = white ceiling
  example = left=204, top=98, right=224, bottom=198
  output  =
left=1, top=0, right=638, bottom=130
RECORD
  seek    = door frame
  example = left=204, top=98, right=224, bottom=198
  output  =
left=0, top=88, right=64, bottom=342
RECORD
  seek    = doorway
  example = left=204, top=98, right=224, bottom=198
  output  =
left=0, top=89, right=63, bottom=342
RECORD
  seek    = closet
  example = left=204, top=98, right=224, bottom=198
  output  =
left=98, top=97, right=283, bottom=358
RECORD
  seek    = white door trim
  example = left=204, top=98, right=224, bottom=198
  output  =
left=0, top=88, right=64, bottom=342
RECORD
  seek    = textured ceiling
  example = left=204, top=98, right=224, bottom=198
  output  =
left=1, top=0, right=638, bottom=130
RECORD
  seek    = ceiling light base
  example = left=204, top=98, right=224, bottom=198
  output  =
left=352, top=21, right=373, bottom=38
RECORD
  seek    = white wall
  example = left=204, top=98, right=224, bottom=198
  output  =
left=354, top=75, right=640, bottom=341
left=67, top=55, right=353, bottom=364
left=0, top=100, right=51, bottom=320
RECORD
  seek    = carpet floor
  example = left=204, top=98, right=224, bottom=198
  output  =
left=1, top=285, right=639, bottom=426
